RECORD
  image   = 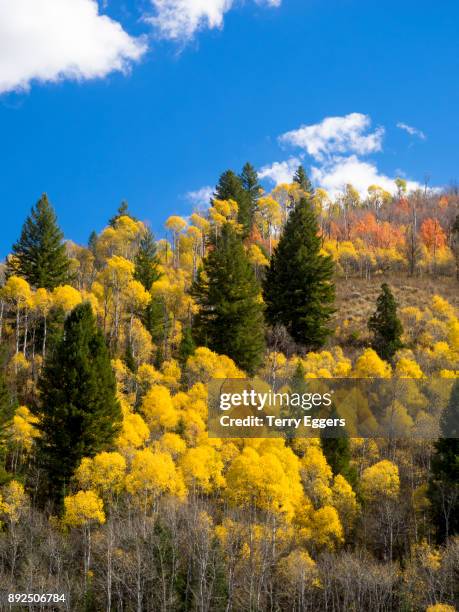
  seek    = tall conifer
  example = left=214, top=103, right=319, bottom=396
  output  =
left=214, top=170, right=252, bottom=235
left=134, top=227, right=161, bottom=291
left=240, top=162, right=261, bottom=228
left=293, top=165, right=314, bottom=195
left=9, top=194, right=70, bottom=289
left=263, top=197, right=335, bottom=349
left=192, top=224, right=265, bottom=375
left=428, top=379, right=459, bottom=542
left=368, top=283, right=403, bottom=362
left=35, top=302, right=121, bottom=506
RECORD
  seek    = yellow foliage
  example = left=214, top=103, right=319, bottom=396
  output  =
left=125, top=448, right=185, bottom=499
left=226, top=445, right=302, bottom=520
left=130, top=318, right=153, bottom=364
left=165, top=215, right=187, bottom=233
left=141, top=384, right=179, bottom=430
left=431, top=295, right=456, bottom=320
left=180, top=445, right=225, bottom=493
left=136, top=363, right=163, bottom=391
left=116, top=411, right=150, bottom=451
left=11, top=406, right=39, bottom=451
left=247, top=244, right=269, bottom=267
left=33, top=288, right=52, bottom=313
left=395, top=357, right=424, bottom=378
left=186, top=347, right=244, bottom=383
left=1, top=276, right=32, bottom=306
left=361, top=460, right=400, bottom=501
left=52, top=285, right=82, bottom=312
left=157, top=432, right=187, bottom=458
left=308, top=506, right=344, bottom=549
left=331, top=474, right=359, bottom=529
left=125, top=279, right=151, bottom=311
left=352, top=349, right=391, bottom=378
left=448, top=318, right=459, bottom=353
left=277, top=549, right=317, bottom=587
left=63, top=490, right=105, bottom=527
left=300, top=445, right=332, bottom=506
left=425, top=605, right=456, bottom=612
left=76, top=452, right=126, bottom=495
left=0, top=480, right=28, bottom=523
left=161, top=359, right=181, bottom=390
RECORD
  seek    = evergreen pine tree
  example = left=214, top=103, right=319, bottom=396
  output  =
left=293, top=165, right=314, bottom=195
left=214, top=170, right=252, bottom=235
left=108, top=200, right=137, bottom=227
left=8, top=194, right=70, bottom=289
left=34, top=302, right=121, bottom=506
left=134, top=228, right=161, bottom=291
left=192, top=223, right=265, bottom=375
left=428, top=379, right=459, bottom=542
left=368, top=283, right=403, bottom=362
left=0, top=365, right=15, bottom=482
left=263, top=197, right=335, bottom=349
left=88, top=231, right=98, bottom=255
left=240, top=162, right=261, bottom=228
left=134, top=228, right=163, bottom=347
left=290, top=360, right=308, bottom=395
left=321, top=423, right=357, bottom=487
left=178, top=326, right=196, bottom=367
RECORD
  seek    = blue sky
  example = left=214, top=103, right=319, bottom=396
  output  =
left=1, top=0, right=458, bottom=258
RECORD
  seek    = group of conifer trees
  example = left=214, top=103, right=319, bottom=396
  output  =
left=0, top=166, right=457, bottom=541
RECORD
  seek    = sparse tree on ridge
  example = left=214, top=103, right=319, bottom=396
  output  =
left=368, top=283, right=403, bottom=362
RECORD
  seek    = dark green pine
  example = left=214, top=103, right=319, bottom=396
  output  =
left=214, top=169, right=252, bottom=236
left=8, top=194, right=70, bottom=289
left=293, top=165, right=315, bottom=195
left=192, top=223, right=265, bottom=376
left=134, top=227, right=161, bottom=291
left=0, top=365, right=15, bottom=481
left=368, top=283, right=403, bottom=362
left=178, top=326, right=196, bottom=367
left=108, top=200, right=138, bottom=227
left=34, top=302, right=122, bottom=507
left=428, top=379, right=459, bottom=542
left=263, top=196, right=335, bottom=349
left=240, top=162, right=261, bottom=229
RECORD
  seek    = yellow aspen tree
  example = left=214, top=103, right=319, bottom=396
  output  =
left=165, top=215, right=187, bottom=268
left=1, top=276, right=32, bottom=356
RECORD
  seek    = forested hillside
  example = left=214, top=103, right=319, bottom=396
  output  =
left=0, top=166, right=458, bottom=611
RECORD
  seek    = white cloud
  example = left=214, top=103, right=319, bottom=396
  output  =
left=186, top=185, right=213, bottom=207
left=279, top=113, right=384, bottom=161
left=0, top=0, right=147, bottom=94
left=397, top=122, right=426, bottom=140
left=310, top=155, right=422, bottom=198
left=147, top=0, right=281, bottom=41
left=258, top=157, right=302, bottom=185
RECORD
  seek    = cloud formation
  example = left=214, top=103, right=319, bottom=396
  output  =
left=147, top=0, right=281, bottom=41
left=186, top=185, right=213, bottom=208
left=260, top=113, right=423, bottom=196
left=258, top=157, right=302, bottom=185
left=310, top=155, right=421, bottom=197
left=0, top=0, right=147, bottom=94
left=396, top=122, right=426, bottom=140
left=279, top=113, right=384, bottom=162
